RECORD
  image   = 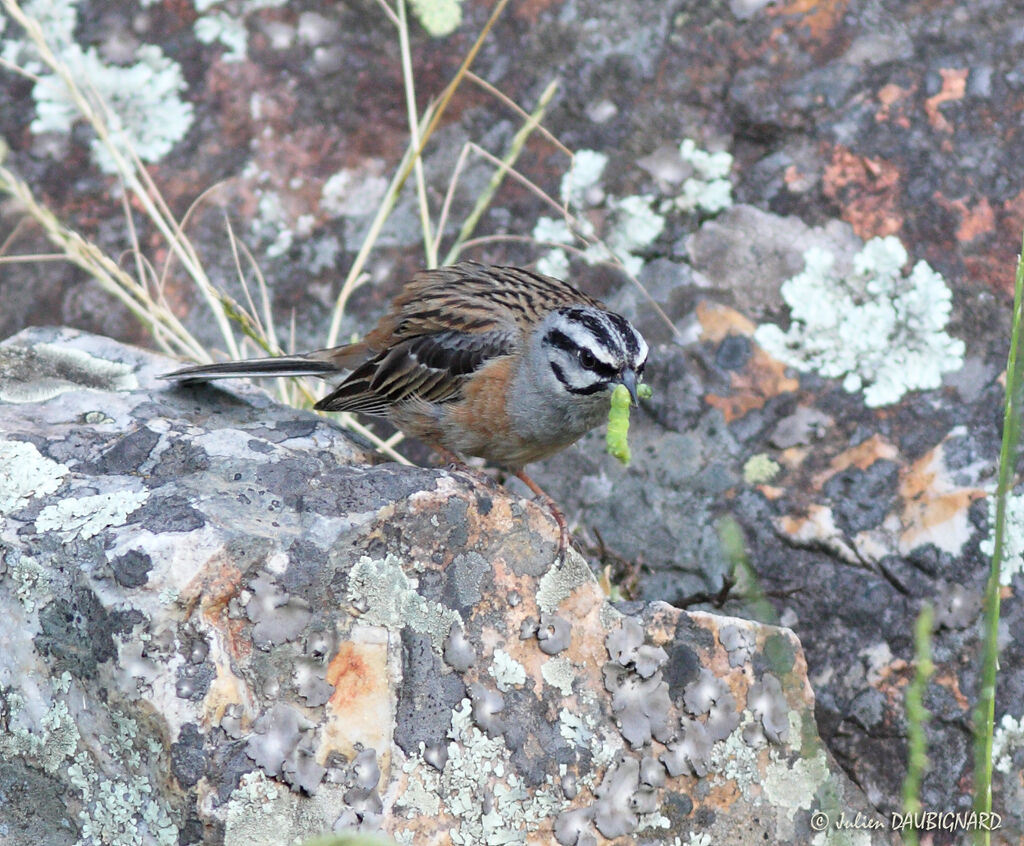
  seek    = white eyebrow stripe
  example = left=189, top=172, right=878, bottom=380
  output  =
left=552, top=315, right=622, bottom=365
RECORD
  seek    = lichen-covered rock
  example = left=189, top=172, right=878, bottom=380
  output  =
left=0, top=327, right=896, bottom=845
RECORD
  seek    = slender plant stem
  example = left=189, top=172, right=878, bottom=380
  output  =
left=973, top=231, right=1024, bottom=843
left=395, top=0, right=436, bottom=267
left=902, top=603, right=934, bottom=846
left=443, top=79, right=559, bottom=265
left=326, top=0, right=511, bottom=347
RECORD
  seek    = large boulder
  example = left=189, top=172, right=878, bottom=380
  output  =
left=0, top=327, right=895, bottom=845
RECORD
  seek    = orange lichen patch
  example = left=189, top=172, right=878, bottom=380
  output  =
left=783, top=163, right=816, bottom=192
left=823, top=146, right=903, bottom=238
left=899, top=442, right=985, bottom=556
left=180, top=553, right=252, bottom=662
left=812, top=434, right=899, bottom=489
left=933, top=669, right=970, bottom=712
left=704, top=774, right=743, bottom=808
left=203, top=657, right=255, bottom=729
left=778, top=503, right=860, bottom=564
left=322, top=636, right=392, bottom=767
left=778, top=506, right=826, bottom=540
left=963, top=253, right=1013, bottom=295
left=327, top=640, right=380, bottom=709
left=768, top=0, right=849, bottom=42
left=697, top=301, right=757, bottom=343
left=867, top=658, right=915, bottom=710
left=1003, top=187, right=1024, bottom=231
left=705, top=357, right=799, bottom=421
left=874, top=82, right=915, bottom=128
left=778, top=446, right=811, bottom=470
left=933, top=193, right=996, bottom=244
left=698, top=303, right=799, bottom=422
left=924, top=68, right=968, bottom=133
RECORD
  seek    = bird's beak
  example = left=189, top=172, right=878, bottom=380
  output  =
left=619, top=368, right=640, bottom=406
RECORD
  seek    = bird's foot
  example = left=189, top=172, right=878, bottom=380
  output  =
left=515, top=469, right=572, bottom=564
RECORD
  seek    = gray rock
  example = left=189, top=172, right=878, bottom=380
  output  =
left=0, top=328, right=896, bottom=844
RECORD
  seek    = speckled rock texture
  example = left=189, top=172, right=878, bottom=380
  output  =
left=0, top=327, right=895, bottom=845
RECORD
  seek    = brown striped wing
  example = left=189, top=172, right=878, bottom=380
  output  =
left=316, top=263, right=601, bottom=414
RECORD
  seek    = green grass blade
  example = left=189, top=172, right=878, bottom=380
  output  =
left=973, top=229, right=1024, bottom=843
left=902, top=603, right=934, bottom=846
left=443, top=78, right=559, bottom=266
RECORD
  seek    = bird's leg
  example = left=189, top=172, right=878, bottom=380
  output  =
left=433, top=447, right=499, bottom=490
left=434, top=445, right=468, bottom=472
left=515, top=469, right=570, bottom=562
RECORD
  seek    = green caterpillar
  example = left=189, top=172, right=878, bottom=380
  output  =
left=606, top=383, right=652, bottom=465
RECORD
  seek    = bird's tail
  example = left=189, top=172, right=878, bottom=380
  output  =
left=161, top=353, right=342, bottom=382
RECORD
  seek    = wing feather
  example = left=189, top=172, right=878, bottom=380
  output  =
left=314, top=326, right=516, bottom=413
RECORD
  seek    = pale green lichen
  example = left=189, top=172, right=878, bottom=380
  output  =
left=558, top=707, right=595, bottom=749
left=754, top=236, right=965, bottom=407
left=0, top=683, right=178, bottom=846
left=9, top=551, right=48, bottom=613
left=346, top=554, right=461, bottom=652
left=0, top=438, right=70, bottom=514
left=0, top=343, right=136, bottom=403
left=602, top=195, right=665, bottom=276
left=191, top=0, right=287, bottom=60
left=0, top=693, right=81, bottom=774
left=226, top=770, right=284, bottom=818
left=541, top=657, right=576, bottom=696
left=536, top=549, right=595, bottom=614
left=534, top=140, right=729, bottom=279
left=709, top=716, right=763, bottom=789
left=38, top=342, right=136, bottom=388
left=979, top=492, right=1024, bottom=585
left=761, top=748, right=830, bottom=821
left=409, top=0, right=462, bottom=37
left=250, top=189, right=300, bottom=258
left=0, top=0, right=77, bottom=69
left=35, top=488, right=149, bottom=540
left=399, top=747, right=442, bottom=818
left=194, top=11, right=248, bottom=60
left=439, top=699, right=566, bottom=844
left=322, top=163, right=389, bottom=219
left=561, top=150, right=608, bottom=208
left=490, top=648, right=526, bottom=691
left=743, top=453, right=780, bottom=485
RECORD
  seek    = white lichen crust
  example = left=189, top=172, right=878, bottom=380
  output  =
left=755, top=236, right=965, bottom=407
left=3, top=0, right=194, bottom=174
left=980, top=491, right=1024, bottom=585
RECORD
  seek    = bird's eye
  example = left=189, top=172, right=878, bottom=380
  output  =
left=578, top=349, right=597, bottom=369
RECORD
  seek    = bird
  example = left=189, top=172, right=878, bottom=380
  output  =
left=163, top=262, right=649, bottom=555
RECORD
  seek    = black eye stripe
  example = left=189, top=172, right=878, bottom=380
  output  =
left=544, top=328, right=582, bottom=356
left=549, top=361, right=611, bottom=395
left=579, top=352, right=617, bottom=378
